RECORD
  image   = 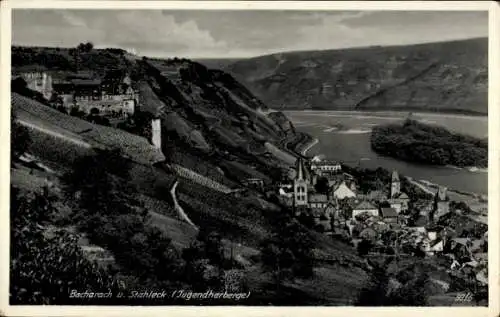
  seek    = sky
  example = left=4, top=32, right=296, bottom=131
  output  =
left=12, top=10, right=488, bottom=59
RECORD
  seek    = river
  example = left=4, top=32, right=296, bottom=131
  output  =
left=283, top=110, right=488, bottom=195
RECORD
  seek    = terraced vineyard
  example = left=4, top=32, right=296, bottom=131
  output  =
left=12, top=93, right=165, bottom=165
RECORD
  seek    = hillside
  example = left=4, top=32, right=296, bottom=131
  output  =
left=10, top=47, right=370, bottom=305
left=200, top=38, right=488, bottom=114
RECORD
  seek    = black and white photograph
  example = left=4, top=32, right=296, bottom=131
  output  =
left=2, top=0, right=498, bottom=314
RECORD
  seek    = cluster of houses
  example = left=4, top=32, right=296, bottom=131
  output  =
left=274, top=156, right=488, bottom=288
left=14, top=70, right=139, bottom=119
left=277, top=157, right=414, bottom=234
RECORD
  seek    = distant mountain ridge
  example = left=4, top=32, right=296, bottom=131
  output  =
left=198, top=38, right=488, bottom=115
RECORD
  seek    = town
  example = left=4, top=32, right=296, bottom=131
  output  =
left=10, top=48, right=488, bottom=306
left=266, top=155, right=488, bottom=293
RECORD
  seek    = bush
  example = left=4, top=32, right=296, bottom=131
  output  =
left=356, top=259, right=430, bottom=306
left=56, top=105, right=67, bottom=114
left=260, top=212, right=315, bottom=289
left=10, top=186, right=119, bottom=305
left=357, top=239, right=373, bottom=256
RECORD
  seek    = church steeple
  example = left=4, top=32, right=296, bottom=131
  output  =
left=296, top=157, right=306, bottom=181
left=293, top=157, right=308, bottom=206
left=391, top=170, right=400, bottom=198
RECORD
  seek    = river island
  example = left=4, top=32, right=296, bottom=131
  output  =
left=370, top=119, right=487, bottom=169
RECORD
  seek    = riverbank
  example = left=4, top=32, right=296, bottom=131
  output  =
left=282, top=108, right=487, bottom=117
left=285, top=110, right=487, bottom=195
left=301, top=138, right=319, bottom=156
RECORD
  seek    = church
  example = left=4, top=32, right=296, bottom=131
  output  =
left=387, top=170, right=410, bottom=213
left=285, top=157, right=345, bottom=229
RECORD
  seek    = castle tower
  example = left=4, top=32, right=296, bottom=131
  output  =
left=432, top=186, right=449, bottom=222
left=437, top=186, right=447, bottom=201
left=151, top=118, right=162, bottom=150
left=391, top=170, right=400, bottom=198
left=293, top=158, right=308, bottom=206
left=42, top=73, right=53, bottom=100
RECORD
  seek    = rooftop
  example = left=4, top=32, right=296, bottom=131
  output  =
left=451, top=237, right=471, bottom=246
left=311, top=160, right=341, bottom=166
left=354, top=201, right=377, bottom=210
left=72, top=79, right=102, bottom=86
left=414, top=200, right=434, bottom=208
left=413, top=215, right=428, bottom=227
left=380, top=207, right=398, bottom=218
left=309, top=194, right=328, bottom=203
left=394, top=192, right=409, bottom=199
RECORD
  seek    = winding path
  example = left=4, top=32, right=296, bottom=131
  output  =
left=169, top=180, right=198, bottom=230
left=301, top=138, right=319, bottom=156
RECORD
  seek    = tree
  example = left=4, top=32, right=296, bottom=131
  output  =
left=77, top=42, right=94, bottom=53
left=356, top=259, right=430, bottom=306
left=357, top=239, right=373, bottom=256
left=10, top=186, right=119, bottom=305
left=260, top=213, right=315, bottom=291
left=69, top=106, right=81, bottom=117
left=356, top=262, right=390, bottom=306
left=314, top=176, right=329, bottom=194
left=11, top=77, right=28, bottom=93
left=181, top=229, right=226, bottom=291
left=84, top=42, right=94, bottom=52
left=379, top=201, right=391, bottom=208
left=57, top=105, right=67, bottom=114
left=297, top=212, right=315, bottom=228
left=386, top=271, right=429, bottom=306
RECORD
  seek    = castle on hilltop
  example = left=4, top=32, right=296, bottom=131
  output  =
left=14, top=70, right=139, bottom=118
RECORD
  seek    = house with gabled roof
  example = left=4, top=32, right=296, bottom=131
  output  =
left=432, top=186, right=450, bottom=221
left=352, top=201, right=379, bottom=219
left=380, top=207, right=399, bottom=224
left=423, top=238, right=445, bottom=256
left=308, top=193, right=329, bottom=209
left=388, top=192, right=410, bottom=213
left=331, top=181, right=356, bottom=199
left=363, top=189, right=387, bottom=202
left=414, top=199, right=434, bottom=217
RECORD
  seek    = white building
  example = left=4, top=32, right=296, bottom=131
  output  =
left=308, top=193, right=328, bottom=209
left=19, top=72, right=54, bottom=100
left=352, top=201, right=379, bottom=219
left=311, top=160, right=342, bottom=174
left=332, top=182, right=356, bottom=199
